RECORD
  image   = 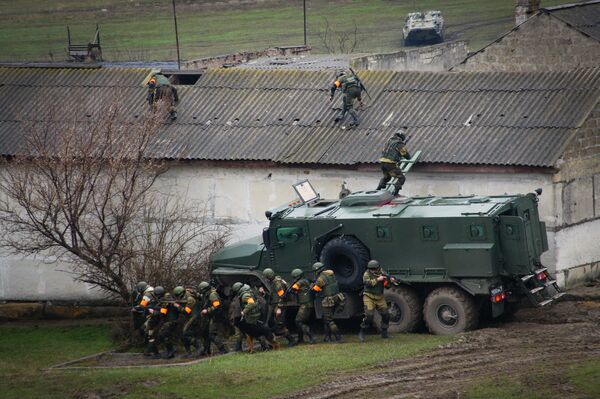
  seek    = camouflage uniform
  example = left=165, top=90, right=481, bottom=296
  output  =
left=228, top=291, right=244, bottom=352
left=361, top=270, right=390, bottom=330
left=147, top=73, right=179, bottom=120
left=330, top=72, right=363, bottom=126
left=199, top=287, right=228, bottom=354
left=291, top=277, right=315, bottom=344
left=179, top=289, right=202, bottom=357
left=266, top=276, right=296, bottom=346
left=238, top=289, right=277, bottom=351
left=139, top=288, right=162, bottom=358
left=376, top=132, right=412, bottom=195
left=131, top=283, right=149, bottom=340
left=313, top=269, right=345, bottom=342
left=156, top=293, right=180, bottom=358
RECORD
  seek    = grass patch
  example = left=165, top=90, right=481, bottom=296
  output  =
left=0, top=322, right=450, bottom=399
left=568, top=359, right=600, bottom=397
left=0, top=0, right=569, bottom=62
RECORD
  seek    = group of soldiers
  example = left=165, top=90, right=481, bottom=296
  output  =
left=131, top=259, right=396, bottom=359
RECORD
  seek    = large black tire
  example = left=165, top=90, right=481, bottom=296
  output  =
left=423, top=286, right=479, bottom=335
left=319, top=236, right=369, bottom=291
left=373, top=286, right=422, bottom=333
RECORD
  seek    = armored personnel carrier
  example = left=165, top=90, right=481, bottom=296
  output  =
left=403, top=11, right=444, bottom=46
left=210, top=180, right=564, bottom=335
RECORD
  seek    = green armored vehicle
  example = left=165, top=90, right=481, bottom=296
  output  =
left=211, top=180, right=564, bottom=335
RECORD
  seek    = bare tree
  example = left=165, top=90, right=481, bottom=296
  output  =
left=0, top=98, right=228, bottom=302
left=318, top=18, right=360, bottom=54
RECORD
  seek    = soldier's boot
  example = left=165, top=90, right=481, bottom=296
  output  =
left=381, top=328, right=390, bottom=339
left=349, top=109, right=359, bottom=126
left=358, top=328, right=366, bottom=343
left=182, top=342, right=193, bottom=358
left=334, top=333, right=342, bottom=343
left=218, top=344, right=228, bottom=355
left=163, top=343, right=176, bottom=359
left=267, top=334, right=280, bottom=350
left=377, top=176, right=389, bottom=191
left=234, top=339, right=243, bottom=352
left=286, top=334, right=297, bottom=347
left=246, top=336, right=255, bottom=354
left=297, top=331, right=305, bottom=344
left=307, top=331, right=317, bottom=345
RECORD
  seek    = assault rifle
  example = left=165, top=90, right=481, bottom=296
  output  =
left=349, top=67, right=372, bottom=101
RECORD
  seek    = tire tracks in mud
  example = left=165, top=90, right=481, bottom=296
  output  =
left=280, top=303, right=600, bottom=399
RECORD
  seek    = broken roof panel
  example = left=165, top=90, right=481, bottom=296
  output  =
left=0, top=65, right=598, bottom=168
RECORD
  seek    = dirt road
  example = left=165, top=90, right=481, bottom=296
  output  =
left=283, top=291, right=600, bottom=399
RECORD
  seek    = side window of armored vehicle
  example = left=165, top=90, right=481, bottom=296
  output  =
left=376, top=226, right=392, bottom=241
left=469, top=224, right=486, bottom=241
left=421, top=224, right=439, bottom=241
left=276, top=226, right=303, bottom=243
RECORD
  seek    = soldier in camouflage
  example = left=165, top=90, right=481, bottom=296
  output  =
left=290, top=268, right=316, bottom=344
left=229, top=282, right=246, bottom=352
left=140, top=285, right=165, bottom=358
left=358, top=260, right=395, bottom=342
left=329, top=70, right=363, bottom=126
left=131, top=281, right=149, bottom=342
left=312, top=262, right=345, bottom=343
left=198, top=281, right=228, bottom=355
left=156, top=289, right=182, bottom=359
left=376, top=131, right=412, bottom=195
left=147, top=73, right=179, bottom=120
left=239, top=284, right=278, bottom=352
left=261, top=268, right=297, bottom=347
left=173, top=286, right=202, bottom=358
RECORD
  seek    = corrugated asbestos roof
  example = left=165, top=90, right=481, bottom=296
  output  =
left=0, top=66, right=599, bottom=167
left=544, top=0, right=600, bottom=41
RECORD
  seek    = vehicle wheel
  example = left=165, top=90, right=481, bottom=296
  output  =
left=320, top=236, right=369, bottom=291
left=373, top=286, right=422, bottom=333
left=423, top=286, right=478, bottom=335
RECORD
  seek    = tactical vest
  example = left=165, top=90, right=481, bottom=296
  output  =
left=297, top=279, right=313, bottom=305
left=241, top=292, right=262, bottom=323
left=363, top=271, right=385, bottom=296
left=381, top=137, right=404, bottom=163
left=342, top=75, right=359, bottom=91
left=322, top=272, right=340, bottom=297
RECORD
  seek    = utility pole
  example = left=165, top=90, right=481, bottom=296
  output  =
left=172, top=0, right=181, bottom=70
left=303, top=0, right=307, bottom=46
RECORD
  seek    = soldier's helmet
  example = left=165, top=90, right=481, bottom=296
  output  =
left=262, top=268, right=275, bottom=280
left=239, top=284, right=251, bottom=293
left=231, top=282, right=244, bottom=295
left=291, top=268, right=304, bottom=279
left=173, top=286, right=185, bottom=297
left=198, top=281, right=210, bottom=293
left=336, top=69, right=346, bottom=78
left=136, top=281, right=148, bottom=293
left=367, top=260, right=380, bottom=269
left=394, top=130, right=406, bottom=142
left=154, top=286, right=166, bottom=297
left=312, top=262, right=325, bottom=272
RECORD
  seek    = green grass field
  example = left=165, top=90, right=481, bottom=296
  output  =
left=0, top=0, right=568, bottom=62
left=1, top=322, right=598, bottom=398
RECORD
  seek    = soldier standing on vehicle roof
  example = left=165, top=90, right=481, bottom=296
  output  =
left=329, top=69, right=363, bottom=127
left=312, top=262, right=345, bottom=343
left=359, top=260, right=396, bottom=342
left=198, top=281, right=228, bottom=355
left=147, top=73, right=179, bottom=120
left=173, top=286, right=202, bottom=358
left=261, top=268, right=297, bottom=347
left=376, top=130, right=412, bottom=195
left=239, top=284, right=278, bottom=352
left=290, top=268, right=316, bottom=344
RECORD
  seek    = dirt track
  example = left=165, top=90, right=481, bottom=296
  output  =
left=282, top=291, right=600, bottom=399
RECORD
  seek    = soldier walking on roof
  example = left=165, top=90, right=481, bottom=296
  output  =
left=312, top=262, right=345, bottom=343
left=376, top=130, right=412, bottom=195
left=329, top=70, right=363, bottom=127
left=147, top=73, right=179, bottom=120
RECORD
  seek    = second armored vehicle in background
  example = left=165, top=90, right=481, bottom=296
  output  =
left=403, top=11, right=445, bottom=46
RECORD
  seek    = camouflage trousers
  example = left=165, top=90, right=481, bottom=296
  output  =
left=361, top=293, right=389, bottom=330
left=295, top=304, right=313, bottom=339
left=270, top=304, right=289, bottom=336
left=144, top=315, right=161, bottom=354
left=339, top=86, right=362, bottom=125
left=182, top=315, right=202, bottom=350
left=377, top=162, right=406, bottom=194
left=322, top=293, right=345, bottom=336
left=158, top=320, right=179, bottom=350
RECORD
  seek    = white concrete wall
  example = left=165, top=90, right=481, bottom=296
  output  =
left=554, top=218, right=600, bottom=287
left=0, top=163, right=560, bottom=301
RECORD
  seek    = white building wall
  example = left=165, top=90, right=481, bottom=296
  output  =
left=0, top=164, right=560, bottom=301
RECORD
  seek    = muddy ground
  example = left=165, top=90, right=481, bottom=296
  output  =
left=283, top=283, right=600, bottom=399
